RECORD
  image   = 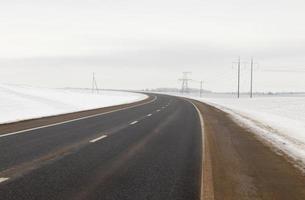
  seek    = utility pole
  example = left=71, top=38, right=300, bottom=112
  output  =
left=200, top=80, right=203, bottom=97
left=92, top=72, right=99, bottom=93
left=250, top=58, right=253, bottom=98
left=92, top=72, right=95, bottom=93
left=178, top=72, right=192, bottom=94
left=237, top=57, right=241, bottom=98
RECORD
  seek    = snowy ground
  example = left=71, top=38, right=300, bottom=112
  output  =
left=198, top=96, right=305, bottom=170
left=0, top=84, right=147, bottom=124
left=163, top=92, right=305, bottom=170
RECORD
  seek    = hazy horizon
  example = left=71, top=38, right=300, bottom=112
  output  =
left=1, top=0, right=305, bottom=92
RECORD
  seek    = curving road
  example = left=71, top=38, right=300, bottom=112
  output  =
left=0, top=94, right=203, bottom=200
left=3, top=93, right=304, bottom=200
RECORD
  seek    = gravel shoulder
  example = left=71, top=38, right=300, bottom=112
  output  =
left=193, top=100, right=305, bottom=200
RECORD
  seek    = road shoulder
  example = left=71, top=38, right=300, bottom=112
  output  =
left=192, top=100, right=305, bottom=200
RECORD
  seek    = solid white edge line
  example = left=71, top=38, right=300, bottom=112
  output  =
left=89, top=135, right=108, bottom=143
left=0, top=95, right=158, bottom=139
left=0, top=177, right=9, bottom=183
left=130, top=121, right=138, bottom=125
left=187, top=100, right=206, bottom=200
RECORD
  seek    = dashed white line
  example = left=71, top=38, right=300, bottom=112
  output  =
left=156, top=109, right=161, bottom=112
left=0, top=177, right=9, bottom=183
left=130, top=121, right=138, bottom=125
left=147, top=114, right=152, bottom=117
left=89, top=135, right=108, bottom=143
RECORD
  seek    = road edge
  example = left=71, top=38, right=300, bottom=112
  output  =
left=186, top=99, right=215, bottom=200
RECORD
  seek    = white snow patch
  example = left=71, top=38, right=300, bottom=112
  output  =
left=195, top=96, right=305, bottom=170
left=0, top=84, right=147, bottom=124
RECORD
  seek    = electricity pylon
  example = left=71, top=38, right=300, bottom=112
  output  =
left=178, top=72, right=192, bottom=94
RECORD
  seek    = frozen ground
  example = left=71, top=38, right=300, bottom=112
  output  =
left=162, top=92, right=305, bottom=169
left=0, top=84, right=147, bottom=124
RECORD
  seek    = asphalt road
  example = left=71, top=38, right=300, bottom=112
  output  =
left=0, top=94, right=202, bottom=200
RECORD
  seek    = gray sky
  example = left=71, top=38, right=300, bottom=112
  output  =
left=1, top=0, right=305, bottom=92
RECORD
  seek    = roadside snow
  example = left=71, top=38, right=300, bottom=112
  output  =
left=158, top=91, right=305, bottom=169
left=196, top=96, right=305, bottom=170
left=0, top=84, right=147, bottom=124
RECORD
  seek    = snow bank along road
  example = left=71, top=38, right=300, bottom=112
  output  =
left=197, top=97, right=305, bottom=171
left=0, top=84, right=147, bottom=124
left=1, top=93, right=305, bottom=200
left=193, top=100, right=305, bottom=200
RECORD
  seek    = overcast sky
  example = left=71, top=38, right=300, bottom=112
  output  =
left=1, top=0, right=305, bottom=92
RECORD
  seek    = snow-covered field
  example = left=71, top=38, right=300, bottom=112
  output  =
left=196, top=96, right=305, bottom=170
left=0, top=84, right=147, bottom=124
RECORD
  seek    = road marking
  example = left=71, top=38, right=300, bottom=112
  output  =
left=130, top=121, right=138, bottom=125
left=90, top=135, right=108, bottom=143
left=156, top=109, right=161, bottom=112
left=147, top=114, right=152, bottom=117
left=0, top=95, right=158, bottom=139
left=187, top=99, right=214, bottom=200
left=0, top=177, right=9, bottom=183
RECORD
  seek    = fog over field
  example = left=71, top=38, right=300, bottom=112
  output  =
left=1, top=0, right=305, bottom=92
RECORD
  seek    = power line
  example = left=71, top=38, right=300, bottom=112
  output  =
left=191, top=79, right=204, bottom=97
left=262, top=69, right=305, bottom=73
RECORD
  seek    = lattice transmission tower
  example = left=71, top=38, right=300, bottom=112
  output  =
left=178, top=72, right=192, bottom=94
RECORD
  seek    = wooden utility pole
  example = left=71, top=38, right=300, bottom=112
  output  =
left=237, top=57, right=241, bottom=98
left=250, top=58, right=254, bottom=98
left=92, top=72, right=99, bottom=93
left=200, top=81, right=203, bottom=97
left=92, top=72, right=95, bottom=93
